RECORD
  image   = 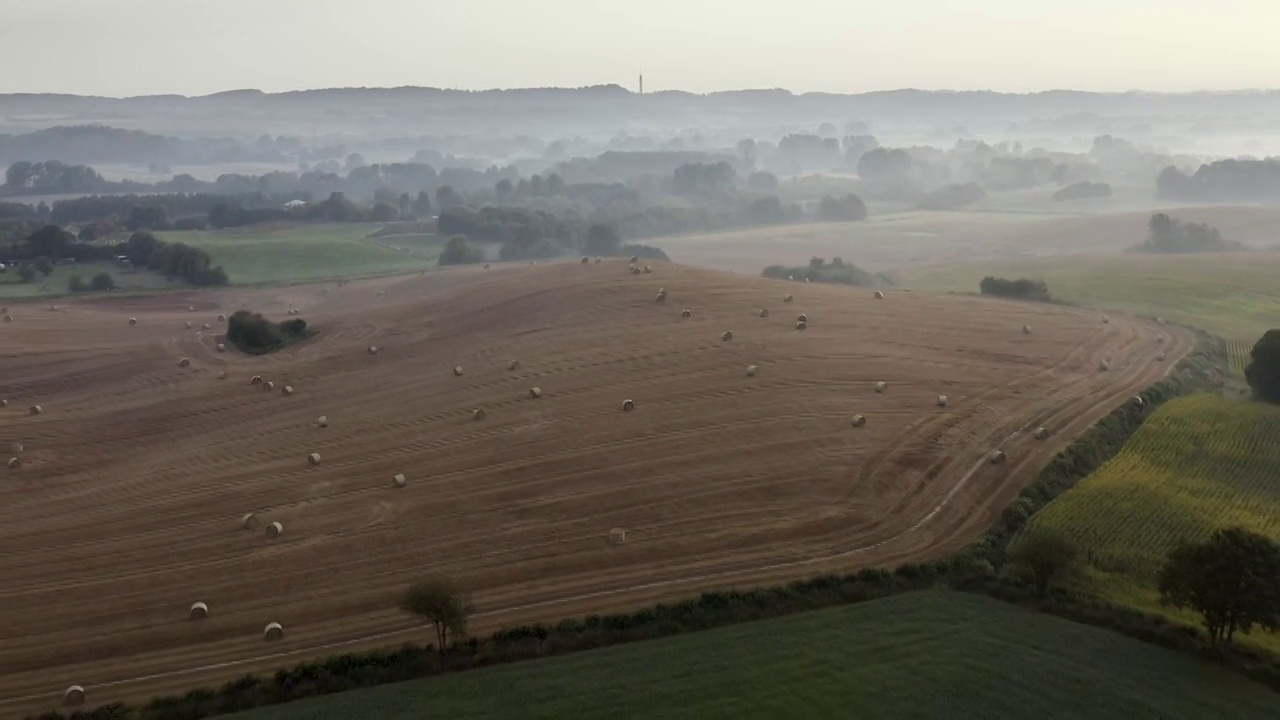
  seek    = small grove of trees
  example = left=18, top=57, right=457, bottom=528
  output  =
left=121, top=231, right=229, bottom=287
left=1130, top=213, right=1245, bottom=254
left=815, top=193, right=868, bottom=221
left=225, top=310, right=312, bottom=354
left=1158, top=527, right=1280, bottom=647
left=400, top=578, right=474, bottom=661
left=916, top=182, right=986, bottom=210
left=67, top=272, right=115, bottom=292
left=762, top=256, right=891, bottom=288
left=1244, top=329, right=1280, bottom=403
left=979, top=276, right=1051, bottom=302
left=437, top=235, right=485, bottom=266
left=1007, top=529, right=1079, bottom=596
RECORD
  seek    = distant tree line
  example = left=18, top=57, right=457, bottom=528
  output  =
left=1053, top=181, right=1112, bottom=201
left=1130, top=213, right=1244, bottom=254
left=979, top=276, right=1052, bottom=301
left=3, top=224, right=228, bottom=287
left=762, top=256, right=892, bottom=287
left=1157, top=159, right=1280, bottom=202
left=916, top=182, right=986, bottom=210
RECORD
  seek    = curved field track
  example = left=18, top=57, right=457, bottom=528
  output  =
left=0, top=261, right=1191, bottom=714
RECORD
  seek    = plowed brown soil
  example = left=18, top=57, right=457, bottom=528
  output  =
left=0, top=260, right=1191, bottom=715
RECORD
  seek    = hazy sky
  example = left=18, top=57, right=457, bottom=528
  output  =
left=3, top=0, right=1278, bottom=97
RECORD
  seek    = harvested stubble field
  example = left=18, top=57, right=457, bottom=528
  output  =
left=0, top=260, right=1189, bottom=715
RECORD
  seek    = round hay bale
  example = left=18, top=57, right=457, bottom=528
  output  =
left=1102, top=315, right=1110, bottom=324
left=787, top=275, right=794, bottom=281
left=178, top=358, right=190, bottom=368
left=393, top=473, right=407, bottom=487
left=483, top=263, right=490, bottom=269
left=282, top=385, right=294, bottom=396
left=7, top=457, right=20, bottom=470
left=643, top=265, right=652, bottom=274
left=190, top=602, right=209, bottom=620
left=1156, top=334, right=1165, bottom=344
left=1022, top=324, right=1032, bottom=334
left=595, top=257, right=602, bottom=264
left=609, top=528, right=627, bottom=544
left=187, top=305, right=195, bottom=312
left=655, top=292, right=666, bottom=302
left=681, top=308, right=692, bottom=318
left=851, top=414, right=866, bottom=428
left=804, top=277, right=811, bottom=283
left=317, top=415, right=329, bottom=427
left=746, top=364, right=758, bottom=377
left=874, top=290, right=884, bottom=299
left=529, top=386, right=543, bottom=399
left=218, top=314, right=226, bottom=322
left=307, top=452, right=321, bottom=465
left=453, top=365, right=464, bottom=377
left=507, top=359, right=520, bottom=371
left=250, top=375, right=263, bottom=385
left=29, top=405, right=42, bottom=416
left=629, top=255, right=639, bottom=264
left=631, top=266, right=641, bottom=275
left=263, top=381, right=275, bottom=391
left=368, top=345, right=380, bottom=355
left=988, top=450, right=1007, bottom=464
left=128, top=317, right=138, bottom=326
left=0, top=399, right=6, bottom=407
left=241, top=513, right=257, bottom=529
left=936, top=395, right=948, bottom=407
left=622, top=399, right=636, bottom=412
left=797, top=313, right=808, bottom=323
left=759, top=308, right=769, bottom=318
left=216, top=342, right=226, bottom=352
left=472, top=408, right=487, bottom=421
left=63, top=685, right=85, bottom=708
left=217, top=371, right=228, bottom=380
left=266, top=521, right=283, bottom=538
left=1157, top=351, right=1167, bottom=361
left=721, top=331, right=734, bottom=342
left=185, top=321, right=193, bottom=329
left=795, top=320, right=807, bottom=330
left=3, top=315, right=11, bottom=322
left=263, top=622, right=284, bottom=641
left=1099, top=360, right=1111, bottom=371
left=49, top=305, right=58, bottom=311
left=783, top=294, right=794, bottom=303
left=875, top=381, right=887, bottom=393
left=1034, top=427, right=1049, bottom=440
left=581, top=256, right=590, bottom=264
left=1134, top=396, right=1145, bottom=407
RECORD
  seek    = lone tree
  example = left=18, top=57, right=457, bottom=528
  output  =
left=400, top=578, right=473, bottom=660
left=1244, top=329, right=1280, bottom=404
left=1158, top=527, right=1280, bottom=646
left=1008, top=529, right=1079, bottom=596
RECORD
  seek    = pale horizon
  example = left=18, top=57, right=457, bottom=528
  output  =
left=2, top=0, right=1278, bottom=98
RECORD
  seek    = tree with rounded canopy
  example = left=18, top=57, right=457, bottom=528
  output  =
left=1158, top=527, right=1280, bottom=646
left=1244, top=329, right=1280, bottom=403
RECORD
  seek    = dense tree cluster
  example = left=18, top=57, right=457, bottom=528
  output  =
left=1131, top=213, right=1244, bottom=254
left=762, top=256, right=890, bottom=287
left=1053, top=181, right=1112, bottom=200
left=979, top=276, right=1051, bottom=301
left=1244, top=329, right=1280, bottom=403
left=226, top=310, right=311, bottom=354
left=1157, top=159, right=1280, bottom=202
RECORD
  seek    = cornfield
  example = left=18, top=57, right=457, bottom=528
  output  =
left=1227, top=339, right=1253, bottom=376
left=1016, top=393, right=1280, bottom=650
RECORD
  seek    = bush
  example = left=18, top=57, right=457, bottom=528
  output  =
left=979, top=276, right=1051, bottom=301
left=619, top=243, right=669, bottom=262
left=67, top=274, right=87, bottom=292
left=90, top=271, right=116, bottom=291
left=1244, top=329, right=1280, bottom=403
left=16, top=264, right=36, bottom=282
left=225, top=310, right=313, bottom=354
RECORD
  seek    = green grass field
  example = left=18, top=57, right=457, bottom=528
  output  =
left=225, top=590, right=1277, bottom=720
left=1018, top=393, right=1280, bottom=652
left=160, top=224, right=444, bottom=285
left=901, top=251, right=1280, bottom=343
left=0, top=261, right=180, bottom=299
